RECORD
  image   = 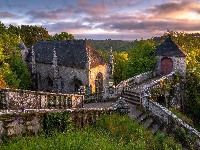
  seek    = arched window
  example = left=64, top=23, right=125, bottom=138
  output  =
left=45, top=76, right=53, bottom=92
left=70, top=76, right=83, bottom=92
left=95, top=72, right=103, bottom=93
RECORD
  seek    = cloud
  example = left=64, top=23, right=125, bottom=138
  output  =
left=26, top=6, right=75, bottom=22
left=76, top=0, right=109, bottom=16
left=81, top=0, right=200, bottom=34
left=0, top=11, right=21, bottom=19
left=98, top=19, right=200, bottom=32
left=44, top=21, right=93, bottom=34
left=146, top=0, right=200, bottom=17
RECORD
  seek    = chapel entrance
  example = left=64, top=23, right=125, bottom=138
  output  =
left=45, top=76, right=53, bottom=92
left=95, top=72, right=103, bottom=101
left=71, top=76, right=83, bottom=93
left=160, top=57, right=173, bottom=76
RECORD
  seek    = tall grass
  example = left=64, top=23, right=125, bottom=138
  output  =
left=0, top=113, right=182, bottom=150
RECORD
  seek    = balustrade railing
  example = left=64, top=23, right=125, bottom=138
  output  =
left=140, top=71, right=200, bottom=146
left=0, top=88, right=84, bottom=110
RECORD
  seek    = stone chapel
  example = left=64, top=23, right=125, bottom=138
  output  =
left=155, top=36, right=187, bottom=77
left=20, top=39, right=114, bottom=94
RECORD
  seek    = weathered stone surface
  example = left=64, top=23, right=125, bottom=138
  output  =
left=0, top=107, right=115, bottom=141
left=7, top=120, right=25, bottom=136
left=113, top=97, right=130, bottom=115
left=26, top=117, right=40, bottom=134
left=0, top=88, right=84, bottom=110
left=155, top=56, right=186, bottom=77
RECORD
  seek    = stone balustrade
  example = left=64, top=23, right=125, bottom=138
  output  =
left=140, top=71, right=200, bottom=147
left=143, top=71, right=176, bottom=92
left=0, top=88, right=84, bottom=110
left=116, top=71, right=155, bottom=94
left=0, top=107, right=115, bottom=142
left=141, top=95, right=200, bottom=147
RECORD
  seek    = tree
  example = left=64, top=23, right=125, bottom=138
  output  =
left=52, top=32, right=75, bottom=40
left=19, top=25, right=50, bottom=47
left=0, top=75, right=7, bottom=88
left=126, top=39, right=156, bottom=78
left=0, top=22, right=32, bottom=89
left=97, top=50, right=129, bottom=85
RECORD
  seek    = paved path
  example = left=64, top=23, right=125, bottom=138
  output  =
left=130, top=76, right=162, bottom=93
left=83, top=102, right=116, bottom=108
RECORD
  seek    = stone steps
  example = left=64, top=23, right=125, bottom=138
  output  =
left=121, top=91, right=141, bottom=106
left=128, top=104, right=163, bottom=136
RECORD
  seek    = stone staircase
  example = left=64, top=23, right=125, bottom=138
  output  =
left=128, top=104, right=166, bottom=135
left=121, top=91, right=140, bottom=106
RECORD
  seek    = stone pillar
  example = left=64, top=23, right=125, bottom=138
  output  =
left=109, top=47, right=114, bottom=79
left=31, top=46, right=37, bottom=90
left=52, top=46, right=61, bottom=93
left=86, top=47, right=91, bottom=87
left=31, top=46, right=36, bottom=74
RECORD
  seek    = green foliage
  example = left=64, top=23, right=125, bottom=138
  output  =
left=126, top=39, right=156, bottom=78
left=150, top=72, right=181, bottom=108
left=0, top=22, right=32, bottom=89
left=169, top=108, right=193, bottom=126
left=1, top=113, right=182, bottom=150
left=98, top=50, right=129, bottom=85
left=42, top=112, right=72, bottom=135
left=52, top=32, right=75, bottom=40
left=88, top=40, right=137, bottom=52
left=19, top=25, right=50, bottom=48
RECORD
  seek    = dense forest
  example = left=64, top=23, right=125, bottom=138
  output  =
left=0, top=22, right=200, bottom=129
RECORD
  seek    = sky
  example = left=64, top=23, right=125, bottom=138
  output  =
left=0, top=0, right=200, bottom=40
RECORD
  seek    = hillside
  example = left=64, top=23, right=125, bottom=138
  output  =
left=87, top=39, right=137, bottom=52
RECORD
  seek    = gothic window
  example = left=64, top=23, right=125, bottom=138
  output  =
left=45, top=76, right=53, bottom=92
left=95, top=72, right=103, bottom=93
left=70, top=76, right=83, bottom=93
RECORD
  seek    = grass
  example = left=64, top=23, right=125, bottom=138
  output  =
left=169, top=108, right=194, bottom=127
left=0, top=113, right=182, bottom=150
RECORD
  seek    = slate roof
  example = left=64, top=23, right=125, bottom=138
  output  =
left=26, top=40, right=107, bottom=68
left=18, top=39, right=27, bottom=50
left=155, top=37, right=187, bottom=57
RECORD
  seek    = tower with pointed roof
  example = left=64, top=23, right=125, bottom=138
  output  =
left=155, top=36, right=187, bottom=77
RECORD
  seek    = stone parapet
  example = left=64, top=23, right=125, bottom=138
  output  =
left=0, top=88, right=84, bottom=110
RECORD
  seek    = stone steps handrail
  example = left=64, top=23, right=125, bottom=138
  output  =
left=141, top=71, right=176, bottom=92
left=140, top=71, right=200, bottom=146
left=116, top=71, right=155, bottom=94
left=141, top=96, right=200, bottom=143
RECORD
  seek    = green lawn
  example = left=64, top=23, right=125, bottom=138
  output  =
left=0, top=114, right=182, bottom=150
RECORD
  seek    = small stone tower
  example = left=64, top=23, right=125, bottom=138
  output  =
left=155, top=36, right=187, bottom=77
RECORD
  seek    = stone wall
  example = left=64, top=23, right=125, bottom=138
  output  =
left=116, top=71, right=155, bottom=94
left=0, top=107, right=115, bottom=141
left=0, top=88, right=84, bottom=110
left=155, top=56, right=186, bottom=77
left=141, top=93, right=200, bottom=147
left=90, top=64, right=109, bottom=92
left=34, top=63, right=88, bottom=93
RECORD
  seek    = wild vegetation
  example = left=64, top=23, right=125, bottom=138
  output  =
left=0, top=113, right=182, bottom=150
left=0, top=23, right=32, bottom=89
left=88, top=39, right=137, bottom=52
